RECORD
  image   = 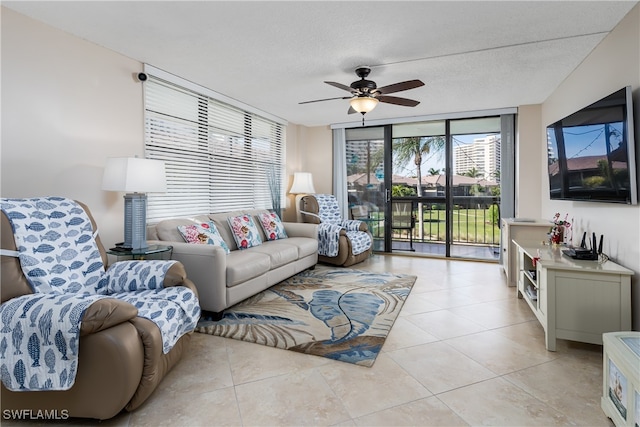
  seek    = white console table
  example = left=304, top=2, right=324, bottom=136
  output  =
left=513, top=240, right=633, bottom=351
left=501, top=219, right=552, bottom=287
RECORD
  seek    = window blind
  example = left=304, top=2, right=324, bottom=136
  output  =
left=143, top=72, right=285, bottom=222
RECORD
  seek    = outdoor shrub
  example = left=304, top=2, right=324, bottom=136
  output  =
left=488, top=204, right=499, bottom=225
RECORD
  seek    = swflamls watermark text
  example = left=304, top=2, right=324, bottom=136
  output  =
left=3, top=409, right=69, bottom=420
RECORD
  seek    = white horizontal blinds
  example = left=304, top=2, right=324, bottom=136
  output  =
left=144, top=75, right=284, bottom=222
left=207, top=99, right=251, bottom=211
left=251, top=115, right=284, bottom=209
left=145, top=78, right=212, bottom=221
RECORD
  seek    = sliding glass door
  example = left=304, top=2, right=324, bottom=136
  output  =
left=345, top=127, right=386, bottom=251
left=391, top=121, right=447, bottom=254
left=344, top=114, right=513, bottom=261
left=449, top=117, right=502, bottom=259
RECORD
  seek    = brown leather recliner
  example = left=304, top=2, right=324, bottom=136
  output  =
left=1, top=202, right=198, bottom=420
left=300, top=194, right=372, bottom=267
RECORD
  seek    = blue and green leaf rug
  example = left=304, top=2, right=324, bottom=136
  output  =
left=195, top=266, right=416, bottom=367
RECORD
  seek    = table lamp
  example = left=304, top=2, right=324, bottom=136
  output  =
left=102, top=157, right=167, bottom=250
left=289, top=172, right=316, bottom=222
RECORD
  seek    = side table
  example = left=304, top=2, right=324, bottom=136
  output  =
left=601, top=332, right=640, bottom=426
left=106, top=245, right=173, bottom=264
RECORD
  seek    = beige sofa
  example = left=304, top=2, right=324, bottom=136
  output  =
left=147, top=209, right=318, bottom=317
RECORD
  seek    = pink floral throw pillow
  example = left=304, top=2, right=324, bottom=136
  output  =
left=177, top=222, right=230, bottom=254
left=227, top=215, right=262, bottom=249
left=257, top=212, right=288, bottom=241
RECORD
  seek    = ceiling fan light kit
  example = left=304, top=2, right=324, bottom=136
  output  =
left=350, top=96, right=379, bottom=113
left=300, top=66, right=425, bottom=126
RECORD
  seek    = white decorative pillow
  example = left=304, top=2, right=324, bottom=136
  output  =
left=227, top=215, right=263, bottom=249
left=177, top=222, right=230, bottom=254
left=257, top=212, right=288, bottom=241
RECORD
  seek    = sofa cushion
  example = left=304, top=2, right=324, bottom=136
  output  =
left=177, top=222, right=230, bottom=254
left=207, top=212, right=243, bottom=251
left=228, top=214, right=262, bottom=249
left=282, top=237, right=318, bottom=259
left=248, top=241, right=298, bottom=269
left=257, top=212, right=288, bottom=241
left=155, top=216, right=211, bottom=242
left=208, top=209, right=273, bottom=250
left=225, top=250, right=271, bottom=287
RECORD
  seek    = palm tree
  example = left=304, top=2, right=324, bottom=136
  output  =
left=428, top=167, right=441, bottom=176
left=393, top=136, right=446, bottom=239
left=463, top=167, right=483, bottom=178
left=393, top=136, right=446, bottom=196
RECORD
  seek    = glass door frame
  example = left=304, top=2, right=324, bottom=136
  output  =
left=344, top=126, right=388, bottom=253
left=342, top=112, right=515, bottom=260
left=383, top=125, right=393, bottom=252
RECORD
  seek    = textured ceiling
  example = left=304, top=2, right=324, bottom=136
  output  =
left=4, top=1, right=638, bottom=127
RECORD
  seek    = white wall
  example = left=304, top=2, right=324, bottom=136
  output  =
left=516, top=104, right=543, bottom=218
left=300, top=126, right=333, bottom=195
left=540, top=4, right=640, bottom=329
left=1, top=8, right=319, bottom=243
left=283, top=123, right=332, bottom=222
left=1, top=7, right=144, bottom=247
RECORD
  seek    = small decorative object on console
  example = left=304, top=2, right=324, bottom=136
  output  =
left=549, top=212, right=571, bottom=244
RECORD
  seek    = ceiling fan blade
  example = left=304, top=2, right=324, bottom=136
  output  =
left=348, top=106, right=357, bottom=114
left=376, top=79, right=424, bottom=95
left=325, top=81, right=354, bottom=92
left=378, top=95, right=420, bottom=107
left=299, top=96, right=351, bottom=105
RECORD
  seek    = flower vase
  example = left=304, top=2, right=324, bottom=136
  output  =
left=551, top=226, right=564, bottom=244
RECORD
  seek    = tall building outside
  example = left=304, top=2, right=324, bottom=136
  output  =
left=453, top=135, right=501, bottom=182
left=346, top=139, right=384, bottom=175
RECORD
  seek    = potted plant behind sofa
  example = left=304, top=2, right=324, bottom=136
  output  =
left=267, top=165, right=282, bottom=218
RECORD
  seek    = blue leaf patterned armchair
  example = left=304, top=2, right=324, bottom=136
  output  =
left=0, top=198, right=200, bottom=420
left=300, top=194, right=372, bottom=267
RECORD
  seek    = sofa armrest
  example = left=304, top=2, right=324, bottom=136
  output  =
left=80, top=298, right=138, bottom=336
left=283, top=222, right=318, bottom=239
left=147, top=240, right=227, bottom=313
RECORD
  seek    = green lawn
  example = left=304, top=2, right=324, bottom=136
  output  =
left=368, top=208, right=500, bottom=245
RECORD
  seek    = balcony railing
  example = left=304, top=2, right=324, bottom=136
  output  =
left=362, top=196, right=501, bottom=257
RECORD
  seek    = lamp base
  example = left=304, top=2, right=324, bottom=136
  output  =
left=124, top=193, right=148, bottom=250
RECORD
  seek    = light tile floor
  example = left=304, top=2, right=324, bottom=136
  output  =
left=7, top=254, right=613, bottom=426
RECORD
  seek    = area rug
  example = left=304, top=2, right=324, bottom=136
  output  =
left=195, top=266, right=416, bottom=367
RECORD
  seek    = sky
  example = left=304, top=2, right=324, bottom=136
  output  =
left=393, top=133, right=492, bottom=177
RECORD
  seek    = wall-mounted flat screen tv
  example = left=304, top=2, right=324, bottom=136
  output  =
left=547, top=86, right=637, bottom=204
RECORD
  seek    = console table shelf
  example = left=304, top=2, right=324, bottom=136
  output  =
left=501, top=218, right=552, bottom=287
left=513, top=240, right=633, bottom=351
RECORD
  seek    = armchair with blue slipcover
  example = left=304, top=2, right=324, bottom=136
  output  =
left=0, top=197, right=200, bottom=420
left=300, top=194, right=372, bottom=267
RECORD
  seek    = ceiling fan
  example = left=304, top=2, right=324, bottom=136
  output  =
left=299, top=66, right=425, bottom=124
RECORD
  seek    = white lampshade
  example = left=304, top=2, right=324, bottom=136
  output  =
left=350, top=96, right=379, bottom=113
left=102, top=157, right=167, bottom=193
left=102, top=157, right=166, bottom=250
left=289, top=172, right=316, bottom=194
